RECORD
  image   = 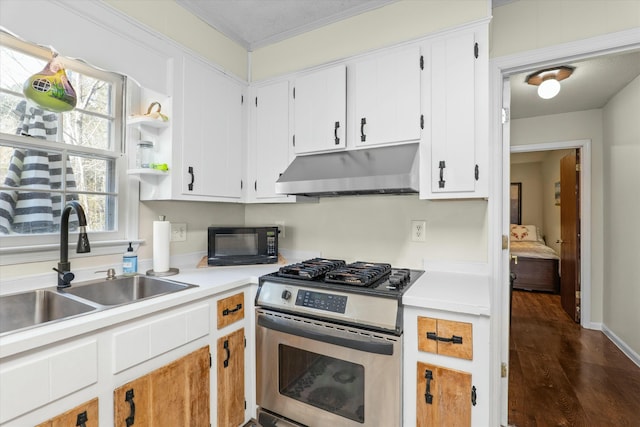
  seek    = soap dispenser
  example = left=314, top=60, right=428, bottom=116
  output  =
left=123, top=242, right=138, bottom=275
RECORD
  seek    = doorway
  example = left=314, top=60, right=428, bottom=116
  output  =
left=491, top=33, right=640, bottom=426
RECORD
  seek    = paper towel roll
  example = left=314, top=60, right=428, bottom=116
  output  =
left=153, top=220, right=171, bottom=272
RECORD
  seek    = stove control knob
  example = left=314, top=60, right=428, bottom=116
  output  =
left=281, top=289, right=292, bottom=301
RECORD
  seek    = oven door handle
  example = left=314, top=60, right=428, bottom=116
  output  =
left=258, top=314, right=394, bottom=356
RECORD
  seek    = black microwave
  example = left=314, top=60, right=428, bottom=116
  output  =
left=207, top=226, right=278, bottom=266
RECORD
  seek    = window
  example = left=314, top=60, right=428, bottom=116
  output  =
left=0, top=32, right=130, bottom=262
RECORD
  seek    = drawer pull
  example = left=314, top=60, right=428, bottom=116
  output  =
left=75, top=411, right=88, bottom=427
left=222, top=303, right=242, bottom=316
left=424, top=369, right=433, bottom=404
left=427, top=331, right=463, bottom=344
left=125, top=389, right=136, bottom=426
left=223, top=339, right=231, bottom=368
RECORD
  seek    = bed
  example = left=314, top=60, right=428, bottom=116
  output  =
left=509, top=224, right=560, bottom=293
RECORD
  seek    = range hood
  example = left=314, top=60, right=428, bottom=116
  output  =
left=275, top=143, right=419, bottom=196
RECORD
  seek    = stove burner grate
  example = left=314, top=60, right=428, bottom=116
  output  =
left=325, top=262, right=392, bottom=287
left=277, top=258, right=346, bottom=280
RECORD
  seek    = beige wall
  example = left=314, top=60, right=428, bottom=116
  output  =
left=251, top=0, right=489, bottom=81
left=510, top=162, right=544, bottom=229
left=104, top=0, right=248, bottom=80
left=490, top=0, right=640, bottom=58
left=510, top=109, right=604, bottom=323
left=602, top=75, right=640, bottom=354
left=540, top=149, right=574, bottom=254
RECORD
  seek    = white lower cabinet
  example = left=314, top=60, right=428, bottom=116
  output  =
left=0, top=285, right=254, bottom=427
left=404, top=306, right=490, bottom=426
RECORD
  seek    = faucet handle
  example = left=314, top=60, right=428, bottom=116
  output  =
left=95, top=268, right=117, bottom=280
left=53, top=268, right=75, bottom=289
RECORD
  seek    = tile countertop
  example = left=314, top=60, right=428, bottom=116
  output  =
left=403, top=269, right=491, bottom=317
left=0, top=263, right=281, bottom=359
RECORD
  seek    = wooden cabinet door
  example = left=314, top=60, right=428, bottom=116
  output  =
left=217, top=292, right=245, bottom=329
left=293, top=64, right=346, bottom=154
left=217, top=328, right=245, bottom=427
left=354, top=46, right=421, bottom=146
left=182, top=55, right=243, bottom=199
left=254, top=81, right=291, bottom=200
left=417, top=362, right=472, bottom=427
left=114, top=346, right=210, bottom=427
left=417, top=316, right=473, bottom=360
left=36, top=398, right=99, bottom=427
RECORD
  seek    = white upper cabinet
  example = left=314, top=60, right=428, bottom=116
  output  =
left=293, top=64, right=347, bottom=154
left=181, top=55, right=244, bottom=200
left=420, top=25, right=488, bottom=199
left=353, top=46, right=422, bottom=147
left=250, top=80, right=295, bottom=201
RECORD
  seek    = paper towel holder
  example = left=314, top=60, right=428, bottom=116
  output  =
left=147, top=214, right=179, bottom=276
left=146, top=267, right=179, bottom=277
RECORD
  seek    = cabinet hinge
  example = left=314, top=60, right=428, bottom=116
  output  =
left=292, top=134, right=296, bottom=147
left=293, top=87, right=296, bottom=99
left=241, top=95, right=244, bottom=105
left=420, top=114, right=424, bottom=130
left=576, top=163, right=581, bottom=172
left=244, top=336, right=247, bottom=348
left=501, top=362, right=508, bottom=377
left=502, top=235, right=509, bottom=250
left=475, top=164, right=479, bottom=181
left=420, top=55, right=424, bottom=70
left=255, top=97, right=258, bottom=107
left=209, top=353, right=212, bottom=368
left=474, top=42, right=479, bottom=59
left=471, top=385, right=477, bottom=406
left=240, top=180, right=243, bottom=189
left=254, top=180, right=257, bottom=191
left=501, top=107, right=510, bottom=124
left=245, top=400, right=247, bottom=410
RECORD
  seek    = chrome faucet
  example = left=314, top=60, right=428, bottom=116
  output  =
left=54, top=201, right=91, bottom=289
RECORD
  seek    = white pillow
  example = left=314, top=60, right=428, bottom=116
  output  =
left=510, top=224, right=538, bottom=242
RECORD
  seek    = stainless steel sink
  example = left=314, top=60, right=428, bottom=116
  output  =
left=0, top=290, right=97, bottom=335
left=62, top=275, right=196, bottom=306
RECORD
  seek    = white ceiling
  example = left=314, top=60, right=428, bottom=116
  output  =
left=175, top=0, right=640, bottom=120
left=176, top=0, right=396, bottom=50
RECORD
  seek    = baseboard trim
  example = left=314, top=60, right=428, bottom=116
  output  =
left=602, top=324, right=640, bottom=368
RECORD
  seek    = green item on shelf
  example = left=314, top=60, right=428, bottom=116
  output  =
left=151, top=163, right=169, bottom=171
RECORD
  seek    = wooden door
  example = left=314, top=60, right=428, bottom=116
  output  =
left=416, top=362, right=472, bottom=427
left=114, top=346, right=210, bottom=427
left=217, top=328, right=245, bottom=427
left=36, top=398, right=99, bottom=427
left=560, top=150, right=581, bottom=322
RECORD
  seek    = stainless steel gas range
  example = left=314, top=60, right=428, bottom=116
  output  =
left=255, top=258, right=424, bottom=427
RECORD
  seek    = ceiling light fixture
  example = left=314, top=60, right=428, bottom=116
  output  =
left=525, top=66, right=575, bottom=100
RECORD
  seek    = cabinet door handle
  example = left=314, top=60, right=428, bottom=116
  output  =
left=360, top=117, right=367, bottom=142
left=75, top=410, right=88, bottom=427
left=125, top=389, right=136, bottom=426
left=438, top=161, right=446, bottom=188
left=427, top=331, right=463, bottom=344
left=424, top=369, right=433, bottom=404
left=188, top=166, right=195, bottom=191
left=223, top=303, right=242, bottom=316
left=223, top=339, right=231, bottom=368
left=334, top=121, right=340, bottom=145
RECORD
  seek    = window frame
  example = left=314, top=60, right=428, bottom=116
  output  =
left=0, top=32, right=137, bottom=265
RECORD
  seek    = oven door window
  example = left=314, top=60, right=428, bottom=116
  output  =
left=278, top=344, right=365, bottom=423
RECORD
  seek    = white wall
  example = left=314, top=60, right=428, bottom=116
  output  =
left=510, top=109, right=604, bottom=322
left=602, top=75, right=640, bottom=356
left=540, top=149, right=574, bottom=254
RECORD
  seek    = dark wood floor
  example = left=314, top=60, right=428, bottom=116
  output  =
left=509, top=290, right=640, bottom=427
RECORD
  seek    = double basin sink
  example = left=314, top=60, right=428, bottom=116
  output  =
left=0, top=275, right=197, bottom=336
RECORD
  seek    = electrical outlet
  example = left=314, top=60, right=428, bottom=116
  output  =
left=171, top=223, right=187, bottom=242
left=411, top=220, right=426, bottom=242
left=275, top=220, right=286, bottom=239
